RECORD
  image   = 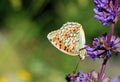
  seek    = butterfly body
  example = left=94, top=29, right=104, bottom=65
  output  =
left=47, top=22, right=86, bottom=60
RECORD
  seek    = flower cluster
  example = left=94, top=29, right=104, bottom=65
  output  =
left=94, top=0, right=120, bottom=25
left=65, top=0, right=120, bottom=82
left=66, top=70, right=110, bottom=82
left=86, top=33, right=120, bottom=60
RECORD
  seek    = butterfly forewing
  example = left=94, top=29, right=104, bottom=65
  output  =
left=78, top=27, right=86, bottom=59
left=60, top=22, right=84, bottom=51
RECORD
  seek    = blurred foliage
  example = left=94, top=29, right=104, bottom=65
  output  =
left=0, top=0, right=120, bottom=82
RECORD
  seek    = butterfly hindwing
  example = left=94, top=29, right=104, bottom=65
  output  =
left=47, top=30, right=78, bottom=56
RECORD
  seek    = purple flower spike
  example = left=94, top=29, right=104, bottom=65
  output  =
left=65, top=70, right=110, bottom=82
left=94, top=0, right=120, bottom=25
left=86, top=33, right=120, bottom=60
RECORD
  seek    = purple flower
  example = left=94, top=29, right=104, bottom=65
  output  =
left=65, top=73, right=76, bottom=82
left=94, top=0, right=120, bottom=25
left=112, top=76, right=120, bottom=82
left=86, top=33, right=120, bottom=60
left=65, top=70, right=110, bottom=82
left=65, top=71, right=88, bottom=82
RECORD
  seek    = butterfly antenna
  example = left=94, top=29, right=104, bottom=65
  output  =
left=73, top=58, right=80, bottom=74
left=79, top=47, right=86, bottom=51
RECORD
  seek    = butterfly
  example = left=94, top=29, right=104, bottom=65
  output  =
left=47, top=22, right=86, bottom=60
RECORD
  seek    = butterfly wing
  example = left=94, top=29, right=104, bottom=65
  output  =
left=47, top=29, right=78, bottom=56
left=47, top=22, right=86, bottom=59
left=60, top=22, right=86, bottom=59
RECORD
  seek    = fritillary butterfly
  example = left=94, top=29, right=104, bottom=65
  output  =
left=47, top=22, right=86, bottom=60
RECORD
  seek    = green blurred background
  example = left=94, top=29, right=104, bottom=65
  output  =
left=0, top=0, right=120, bottom=82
